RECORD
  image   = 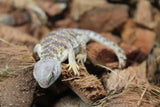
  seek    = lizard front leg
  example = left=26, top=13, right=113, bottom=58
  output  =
left=67, top=48, right=80, bottom=76
left=33, top=44, right=42, bottom=58
left=76, top=41, right=87, bottom=66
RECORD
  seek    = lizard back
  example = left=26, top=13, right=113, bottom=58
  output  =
left=39, top=28, right=126, bottom=68
left=40, top=30, right=79, bottom=60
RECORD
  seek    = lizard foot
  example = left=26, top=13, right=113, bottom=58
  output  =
left=67, top=61, right=80, bottom=76
left=76, top=54, right=87, bottom=66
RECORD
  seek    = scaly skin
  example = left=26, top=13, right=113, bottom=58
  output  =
left=33, top=28, right=127, bottom=88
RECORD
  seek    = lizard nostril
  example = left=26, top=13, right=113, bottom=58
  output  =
left=48, top=75, right=54, bottom=84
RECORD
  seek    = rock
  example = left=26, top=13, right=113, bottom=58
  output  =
left=134, top=0, right=154, bottom=29
left=0, top=44, right=36, bottom=106
left=70, top=0, right=108, bottom=21
left=35, top=0, right=67, bottom=16
left=0, top=26, right=39, bottom=51
left=80, top=4, right=128, bottom=32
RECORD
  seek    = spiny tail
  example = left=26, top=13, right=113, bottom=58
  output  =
left=83, top=30, right=126, bottom=68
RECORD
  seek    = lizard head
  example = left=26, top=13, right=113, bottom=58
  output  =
left=33, top=58, right=61, bottom=88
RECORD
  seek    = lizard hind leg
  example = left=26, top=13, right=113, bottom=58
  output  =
left=67, top=48, right=80, bottom=76
left=76, top=53, right=87, bottom=66
left=76, top=40, right=87, bottom=66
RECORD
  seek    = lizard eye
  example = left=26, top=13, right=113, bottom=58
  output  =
left=51, top=72, right=54, bottom=77
left=48, top=72, right=54, bottom=84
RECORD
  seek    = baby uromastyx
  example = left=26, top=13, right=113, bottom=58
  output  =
left=33, top=29, right=126, bottom=88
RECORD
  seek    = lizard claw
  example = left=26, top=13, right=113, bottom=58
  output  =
left=76, top=54, right=87, bottom=66
left=67, top=62, right=80, bottom=76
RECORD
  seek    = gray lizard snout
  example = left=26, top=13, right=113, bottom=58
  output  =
left=33, top=58, right=61, bottom=88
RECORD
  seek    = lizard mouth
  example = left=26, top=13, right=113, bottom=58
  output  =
left=38, top=82, right=50, bottom=88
